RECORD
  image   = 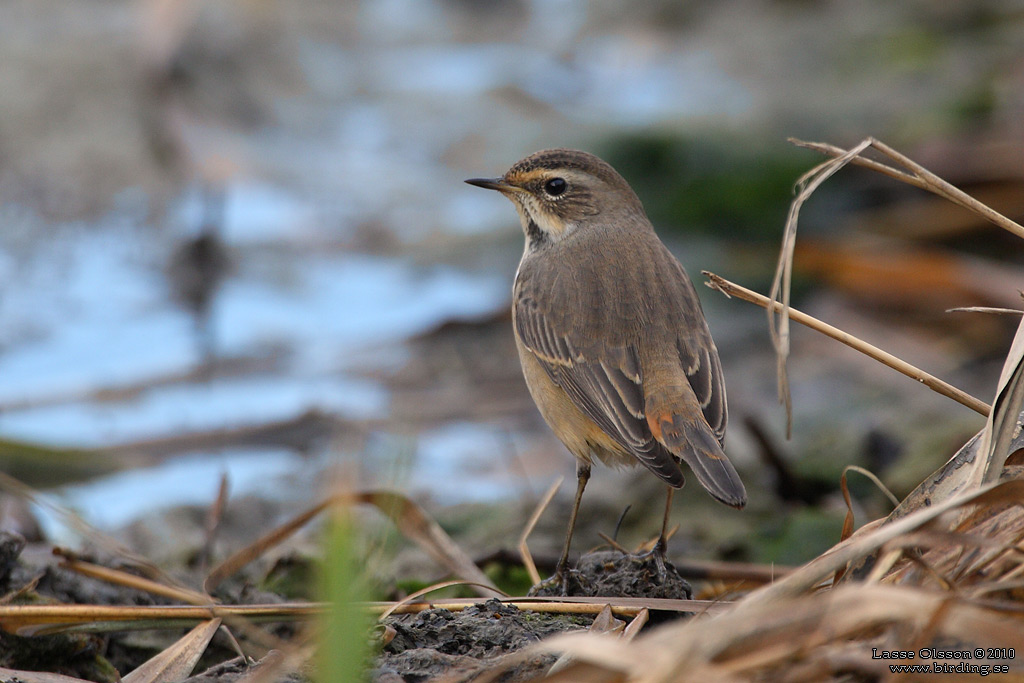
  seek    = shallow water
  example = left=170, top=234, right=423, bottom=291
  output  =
left=0, top=184, right=517, bottom=539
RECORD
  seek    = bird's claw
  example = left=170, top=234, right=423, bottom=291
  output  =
left=636, top=542, right=670, bottom=584
left=529, top=565, right=581, bottom=597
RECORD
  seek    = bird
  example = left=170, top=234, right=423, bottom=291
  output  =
left=465, top=149, right=746, bottom=591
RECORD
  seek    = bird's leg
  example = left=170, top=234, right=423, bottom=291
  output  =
left=532, top=462, right=590, bottom=595
left=557, top=462, right=591, bottom=577
left=639, top=486, right=674, bottom=582
left=657, top=485, right=674, bottom=555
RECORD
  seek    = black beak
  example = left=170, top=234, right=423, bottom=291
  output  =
left=465, top=177, right=517, bottom=192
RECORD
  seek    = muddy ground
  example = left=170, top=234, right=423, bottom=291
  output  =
left=0, top=527, right=704, bottom=682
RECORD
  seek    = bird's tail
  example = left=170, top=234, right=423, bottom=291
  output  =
left=647, top=411, right=746, bottom=508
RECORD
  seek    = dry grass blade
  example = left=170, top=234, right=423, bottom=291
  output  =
left=122, top=618, right=222, bottom=683
left=205, top=497, right=333, bottom=593
left=621, top=607, right=648, bottom=641
left=519, top=477, right=563, bottom=585
left=949, top=306, right=1024, bottom=316
left=863, top=547, right=904, bottom=584
left=744, top=479, right=1024, bottom=606
left=370, top=595, right=729, bottom=618
left=532, top=584, right=1024, bottom=681
left=768, top=138, right=873, bottom=435
left=59, top=554, right=212, bottom=605
left=596, top=531, right=631, bottom=554
left=792, top=139, right=920, bottom=186
left=0, top=603, right=320, bottom=636
left=973, top=314, right=1024, bottom=488
left=356, top=490, right=501, bottom=596
left=0, top=471, right=191, bottom=593
left=763, top=136, right=1023, bottom=435
left=0, top=668, right=94, bottom=683
left=547, top=605, right=624, bottom=676
left=0, top=573, right=42, bottom=606
left=837, top=464, right=899, bottom=571
left=791, top=137, right=1024, bottom=240
left=200, top=472, right=230, bottom=571
left=589, top=604, right=625, bottom=636
left=844, top=465, right=899, bottom=508
left=379, top=580, right=509, bottom=620
left=837, top=469, right=856, bottom=563
left=704, top=272, right=990, bottom=416
left=205, top=489, right=499, bottom=596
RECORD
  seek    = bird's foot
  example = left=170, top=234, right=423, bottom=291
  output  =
left=635, top=543, right=670, bottom=584
left=528, top=567, right=585, bottom=597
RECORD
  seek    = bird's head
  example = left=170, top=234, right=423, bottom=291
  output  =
left=466, top=148, right=644, bottom=245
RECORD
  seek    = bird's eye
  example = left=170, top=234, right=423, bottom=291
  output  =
left=543, top=177, right=567, bottom=197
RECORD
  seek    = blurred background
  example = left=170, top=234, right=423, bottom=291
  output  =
left=0, top=0, right=1022, bottom=580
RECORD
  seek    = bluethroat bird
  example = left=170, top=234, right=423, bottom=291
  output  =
left=467, top=149, right=745, bottom=592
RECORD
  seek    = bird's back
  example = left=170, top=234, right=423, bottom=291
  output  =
left=514, top=217, right=744, bottom=506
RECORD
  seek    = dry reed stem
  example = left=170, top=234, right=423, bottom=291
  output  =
left=58, top=556, right=212, bottom=605
left=370, top=595, right=730, bottom=618
left=0, top=603, right=321, bottom=637
left=791, top=138, right=1024, bottom=241
left=520, top=477, right=563, bottom=586
left=703, top=272, right=990, bottom=416
left=0, top=596, right=724, bottom=638
left=767, top=138, right=874, bottom=436
left=58, top=554, right=288, bottom=655
left=949, top=306, right=1024, bottom=316
left=378, top=580, right=509, bottom=620
left=765, top=136, right=1024, bottom=435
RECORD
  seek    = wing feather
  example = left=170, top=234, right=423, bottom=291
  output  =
left=512, top=224, right=731, bottom=493
left=515, top=288, right=685, bottom=487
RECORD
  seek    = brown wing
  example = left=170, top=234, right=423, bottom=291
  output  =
left=514, top=237, right=686, bottom=487
left=643, top=244, right=743, bottom=507
left=669, top=259, right=728, bottom=445
left=514, top=224, right=745, bottom=506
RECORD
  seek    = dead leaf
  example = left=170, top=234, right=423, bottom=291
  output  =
left=974, top=314, right=1024, bottom=488
left=123, top=618, right=222, bottom=683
